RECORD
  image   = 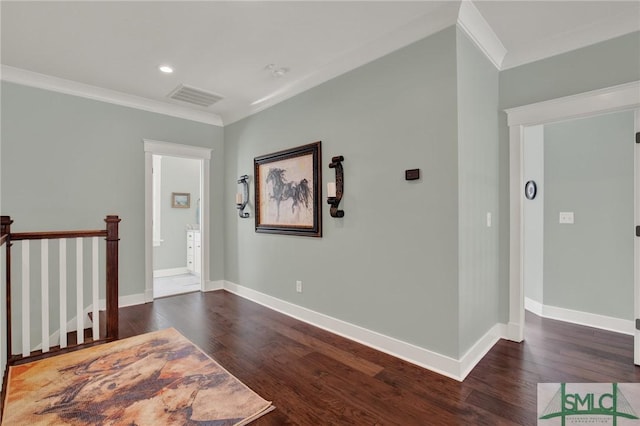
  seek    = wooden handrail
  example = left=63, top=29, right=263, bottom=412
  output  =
left=10, top=230, right=107, bottom=240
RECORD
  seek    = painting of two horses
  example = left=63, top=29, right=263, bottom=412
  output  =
left=254, top=142, right=322, bottom=237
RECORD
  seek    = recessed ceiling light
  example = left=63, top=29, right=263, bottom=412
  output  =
left=159, top=65, right=174, bottom=74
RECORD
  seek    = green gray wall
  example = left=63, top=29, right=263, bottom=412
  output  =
left=500, top=32, right=640, bottom=110
left=153, top=156, right=201, bottom=271
left=456, top=29, right=499, bottom=354
left=523, top=126, right=545, bottom=304
left=498, top=31, right=640, bottom=322
left=1, top=82, right=225, bottom=297
left=225, top=27, right=462, bottom=358
left=543, top=111, right=634, bottom=319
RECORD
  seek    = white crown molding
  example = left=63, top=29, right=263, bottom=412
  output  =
left=0, top=1, right=506, bottom=127
left=225, top=0, right=510, bottom=124
left=525, top=297, right=634, bottom=336
left=1, top=65, right=223, bottom=127
left=223, top=2, right=461, bottom=125
left=223, top=280, right=507, bottom=381
left=456, top=0, right=507, bottom=70
left=505, top=80, right=640, bottom=127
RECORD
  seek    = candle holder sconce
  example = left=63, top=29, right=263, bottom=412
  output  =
left=236, top=175, right=250, bottom=218
left=327, top=156, right=344, bottom=218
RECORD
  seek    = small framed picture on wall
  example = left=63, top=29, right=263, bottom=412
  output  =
left=172, top=192, right=190, bottom=208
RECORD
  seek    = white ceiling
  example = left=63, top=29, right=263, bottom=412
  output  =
left=1, top=1, right=639, bottom=126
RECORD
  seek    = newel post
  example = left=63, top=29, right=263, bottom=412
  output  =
left=1, top=216, right=12, bottom=360
left=0, top=216, right=12, bottom=237
left=105, top=215, right=121, bottom=340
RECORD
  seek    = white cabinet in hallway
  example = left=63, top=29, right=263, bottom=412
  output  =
left=186, top=230, right=201, bottom=276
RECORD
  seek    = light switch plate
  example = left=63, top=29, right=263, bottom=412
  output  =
left=559, top=212, right=574, bottom=224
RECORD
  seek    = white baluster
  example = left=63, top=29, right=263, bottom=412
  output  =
left=41, top=240, right=49, bottom=353
left=92, top=237, right=99, bottom=340
left=21, top=241, right=30, bottom=357
left=76, top=238, right=84, bottom=344
left=59, top=239, right=67, bottom=348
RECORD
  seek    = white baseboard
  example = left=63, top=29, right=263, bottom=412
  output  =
left=459, top=323, right=507, bottom=379
left=223, top=280, right=506, bottom=381
left=204, top=280, right=224, bottom=292
left=118, top=293, right=147, bottom=308
left=525, top=297, right=634, bottom=336
left=153, top=267, right=189, bottom=278
left=524, top=296, right=543, bottom=316
left=27, top=282, right=509, bottom=380
left=96, top=293, right=147, bottom=310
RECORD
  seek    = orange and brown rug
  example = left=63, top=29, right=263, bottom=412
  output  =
left=2, top=328, right=274, bottom=425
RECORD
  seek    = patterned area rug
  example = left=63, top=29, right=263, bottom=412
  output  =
left=2, top=328, right=274, bottom=425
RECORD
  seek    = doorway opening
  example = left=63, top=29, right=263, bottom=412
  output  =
left=522, top=112, right=635, bottom=338
left=152, top=154, right=202, bottom=298
left=143, top=140, right=212, bottom=302
left=505, top=81, right=640, bottom=363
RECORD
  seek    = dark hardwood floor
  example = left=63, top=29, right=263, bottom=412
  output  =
left=118, top=291, right=640, bottom=425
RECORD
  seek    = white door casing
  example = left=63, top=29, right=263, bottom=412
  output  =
left=635, top=108, right=640, bottom=364
left=505, top=81, right=640, bottom=352
left=143, top=139, right=212, bottom=302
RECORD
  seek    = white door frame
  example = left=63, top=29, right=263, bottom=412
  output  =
left=143, top=139, right=212, bottom=302
left=635, top=108, right=640, bottom=364
left=504, top=81, right=640, bottom=344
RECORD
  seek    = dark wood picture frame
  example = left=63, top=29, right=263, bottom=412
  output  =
left=254, top=141, right=322, bottom=237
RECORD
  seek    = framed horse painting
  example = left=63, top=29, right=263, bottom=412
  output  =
left=254, top=141, right=322, bottom=237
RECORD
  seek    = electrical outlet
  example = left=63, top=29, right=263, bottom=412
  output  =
left=296, top=280, right=302, bottom=293
left=486, top=212, right=492, bottom=228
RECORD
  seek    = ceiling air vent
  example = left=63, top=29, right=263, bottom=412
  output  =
left=168, top=84, right=223, bottom=107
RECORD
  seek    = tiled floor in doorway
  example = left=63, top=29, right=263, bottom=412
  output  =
left=153, top=273, right=200, bottom=298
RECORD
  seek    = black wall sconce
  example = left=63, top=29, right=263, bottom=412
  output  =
left=327, top=155, right=344, bottom=218
left=236, top=175, right=250, bottom=218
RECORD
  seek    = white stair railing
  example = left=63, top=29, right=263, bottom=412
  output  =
left=1, top=215, right=121, bottom=363
left=16, top=237, right=102, bottom=356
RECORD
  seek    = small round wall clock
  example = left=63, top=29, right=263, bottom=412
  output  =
left=525, top=180, right=537, bottom=200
